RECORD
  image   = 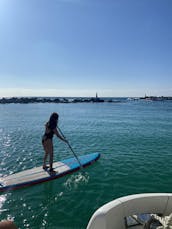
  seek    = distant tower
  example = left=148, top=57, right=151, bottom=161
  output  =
left=96, top=92, right=98, bottom=98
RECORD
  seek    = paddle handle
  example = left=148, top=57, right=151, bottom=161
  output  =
left=58, top=127, right=83, bottom=169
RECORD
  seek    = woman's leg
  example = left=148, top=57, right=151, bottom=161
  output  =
left=49, top=142, right=54, bottom=170
left=42, top=139, right=53, bottom=169
left=43, top=151, right=48, bottom=168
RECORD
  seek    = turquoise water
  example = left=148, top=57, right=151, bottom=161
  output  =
left=0, top=100, right=172, bottom=228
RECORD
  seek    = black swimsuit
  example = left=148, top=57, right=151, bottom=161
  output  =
left=42, top=120, right=57, bottom=143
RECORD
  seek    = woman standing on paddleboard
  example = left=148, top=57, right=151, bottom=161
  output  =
left=42, top=112, right=67, bottom=172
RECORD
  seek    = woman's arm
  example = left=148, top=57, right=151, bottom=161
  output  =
left=53, top=128, right=67, bottom=142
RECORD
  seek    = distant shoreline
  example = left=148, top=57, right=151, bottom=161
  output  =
left=0, top=96, right=116, bottom=104
left=0, top=96, right=172, bottom=104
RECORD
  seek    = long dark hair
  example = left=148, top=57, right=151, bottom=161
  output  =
left=50, top=112, right=59, bottom=121
left=49, top=112, right=59, bottom=128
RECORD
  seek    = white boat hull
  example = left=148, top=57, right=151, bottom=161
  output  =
left=87, top=193, right=172, bottom=229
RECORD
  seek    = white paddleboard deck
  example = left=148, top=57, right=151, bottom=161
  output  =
left=0, top=152, right=100, bottom=192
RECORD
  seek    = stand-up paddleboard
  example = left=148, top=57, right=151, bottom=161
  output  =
left=0, top=153, right=100, bottom=193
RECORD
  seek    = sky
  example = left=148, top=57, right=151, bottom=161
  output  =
left=0, top=0, right=171, bottom=97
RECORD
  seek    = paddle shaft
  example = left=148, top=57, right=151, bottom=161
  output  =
left=57, top=127, right=83, bottom=169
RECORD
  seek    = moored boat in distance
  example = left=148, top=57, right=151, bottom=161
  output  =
left=139, top=95, right=172, bottom=101
left=86, top=193, right=172, bottom=229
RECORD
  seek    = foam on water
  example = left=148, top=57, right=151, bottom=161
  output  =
left=64, top=172, right=90, bottom=190
left=0, top=195, right=7, bottom=213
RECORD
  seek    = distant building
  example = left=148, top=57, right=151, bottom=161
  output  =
left=91, top=93, right=104, bottom=102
